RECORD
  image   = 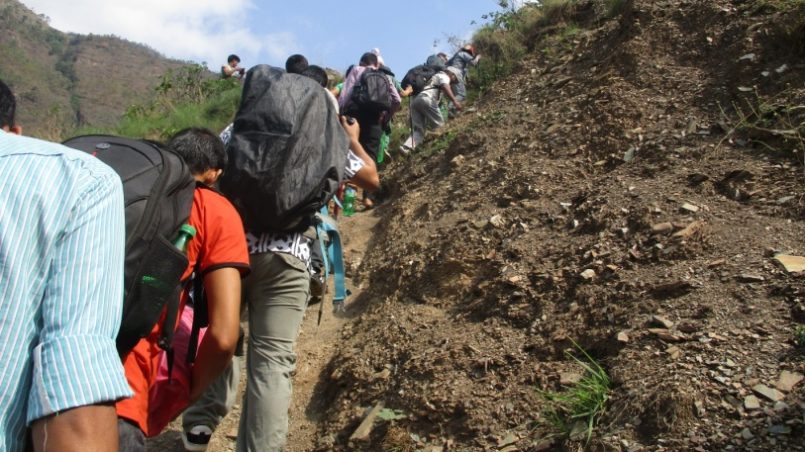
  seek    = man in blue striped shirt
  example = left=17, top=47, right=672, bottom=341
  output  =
left=0, top=79, right=132, bottom=451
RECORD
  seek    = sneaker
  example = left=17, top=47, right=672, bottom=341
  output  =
left=182, top=425, right=213, bottom=451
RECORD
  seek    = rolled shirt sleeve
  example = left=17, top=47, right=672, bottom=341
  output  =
left=26, top=165, right=132, bottom=423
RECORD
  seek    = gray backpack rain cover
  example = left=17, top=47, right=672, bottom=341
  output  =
left=220, top=65, right=348, bottom=232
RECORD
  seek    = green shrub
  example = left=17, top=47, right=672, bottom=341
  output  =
left=540, top=341, right=611, bottom=442
left=796, top=324, right=805, bottom=347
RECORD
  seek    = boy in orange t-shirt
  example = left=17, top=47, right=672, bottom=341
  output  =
left=116, top=128, right=249, bottom=450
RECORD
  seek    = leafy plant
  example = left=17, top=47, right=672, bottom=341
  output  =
left=540, top=340, right=611, bottom=443
left=718, top=89, right=805, bottom=172
left=795, top=324, right=805, bottom=347
left=377, top=408, right=408, bottom=421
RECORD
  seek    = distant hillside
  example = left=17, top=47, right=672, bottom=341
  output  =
left=0, top=0, right=189, bottom=139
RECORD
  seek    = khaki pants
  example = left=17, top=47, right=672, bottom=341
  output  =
left=236, top=252, right=310, bottom=452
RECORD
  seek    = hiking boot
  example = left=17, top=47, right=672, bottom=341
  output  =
left=182, top=425, right=213, bottom=451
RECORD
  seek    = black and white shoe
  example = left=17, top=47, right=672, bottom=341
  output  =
left=182, top=425, right=212, bottom=451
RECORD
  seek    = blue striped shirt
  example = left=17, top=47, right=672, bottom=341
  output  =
left=0, top=131, right=132, bottom=451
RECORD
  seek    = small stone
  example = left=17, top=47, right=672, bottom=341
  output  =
left=773, top=401, right=789, bottom=411
left=736, top=274, right=764, bottom=283
left=617, top=331, right=630, bottom=343
left=744, top=395, right=761, bottom=410
left=768, top=424, right=791, bottom=435
left=560, top=372, right=583, bottom=385
left=672, top=221, right=706, bottom=240
left=774, top=255, right=805, bottom=273
left=652, top=315, right=675, bottom=329
left=776, top=371, right=803, bottom=392
left=694, top=399, right=706, bottom=417
left=666, top=346, right=682, bottom=359
left=490, top=215, right=506, bottom=228
left=648, top=328, right=684, bottom=342
left=739, top=53, right=756, bottom=62
left=678, top=322, right=699, bottom=334
left=741, top=428, right=754, bottom=440
left=775, top=64, right=789, bottom=74
left=497, top=432, right=518, bottom=448
left=450, top=155, right=465, bottom=167
left=681, top=202, right=700, bottom=213
left=752, top=384, right=784, bottom=402
left=651, top=222, right=674, bottom=234
left=580, top=269, right=596, bottom=280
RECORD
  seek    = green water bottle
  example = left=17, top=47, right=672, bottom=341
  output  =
left=342, top=186, right=356, bottom=217
left=173, top=224, right=197, bottom=252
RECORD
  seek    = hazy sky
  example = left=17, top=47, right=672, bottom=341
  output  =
left=20, top=0, right=507, bottom=76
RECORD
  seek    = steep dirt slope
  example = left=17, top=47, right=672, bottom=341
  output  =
left=309, top=1, right=805, bottom=450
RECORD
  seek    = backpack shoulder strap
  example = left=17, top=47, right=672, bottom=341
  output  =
left=314, top=207, right=349, bottom=313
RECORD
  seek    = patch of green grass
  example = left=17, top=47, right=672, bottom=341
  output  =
left=795, top=324, right=805, bottom=347
left=417, top=130, right=457, bottom=158
left=540, top=340, right=611, bottom=443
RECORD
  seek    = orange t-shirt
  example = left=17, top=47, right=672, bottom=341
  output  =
left=116, top=187, right=249, bottom=435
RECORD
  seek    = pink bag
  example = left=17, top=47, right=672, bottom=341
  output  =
left=147, top=305, right=206, bottom=435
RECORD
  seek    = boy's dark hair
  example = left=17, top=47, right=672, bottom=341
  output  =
left=167, top=127, right=227, bottom=174
left=301, top=65, right=328, bottom=88
left=0, top=80, right=16, bottom=128
left=359, top=52, right=378, bottom=67
left=228, top=54, right=241, bottom=64
left=285, top=54, right=309, bottom=74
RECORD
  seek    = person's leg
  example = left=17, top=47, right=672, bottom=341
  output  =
left=236, top=252, right=310, bottom=452
left=356, top=112, right=383, bottom=161
left=448, top=79, right=466, bottom=118
left=118, top=418, right=146, bottom=452
left=182, top=356, right=241, bottom=436
left=422, top=97, right=445, bottom=132
left=403, top=97, right=428, bottom=151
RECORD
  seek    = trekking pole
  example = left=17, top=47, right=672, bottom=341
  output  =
left=409, top=103, right=415, bottom=150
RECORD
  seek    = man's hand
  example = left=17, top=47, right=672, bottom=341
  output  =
left=401, top=86, right=414, bottom=97
left=31, top=404, right=120, bottom=452
left=340, top=115, right=360, bottom=143
left=453, top=101, right=463, bottom=111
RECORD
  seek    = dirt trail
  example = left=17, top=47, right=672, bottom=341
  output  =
left=148, top=209, right=381, bottom=451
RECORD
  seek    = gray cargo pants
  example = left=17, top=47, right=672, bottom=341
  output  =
left=403, top=94, right=445, bottom=150
left=236, top=252, right=310, bottom=452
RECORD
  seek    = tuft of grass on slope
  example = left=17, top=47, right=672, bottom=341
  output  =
left=540, top=340, right=611, bottom=443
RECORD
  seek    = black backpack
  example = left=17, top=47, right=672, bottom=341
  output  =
left=348, top=67, right=393, bottom=114
left=220, top=65, right=348, bottom=233
left=401, top=64, right=440, bottom=96
left=62, top=135, right=196, bottom=355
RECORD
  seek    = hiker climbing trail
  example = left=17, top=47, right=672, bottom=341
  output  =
left=149, top=210, right=382, bottom=451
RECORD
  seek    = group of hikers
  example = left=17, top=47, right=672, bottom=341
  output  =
left=0, top=44, right=479, bottom=452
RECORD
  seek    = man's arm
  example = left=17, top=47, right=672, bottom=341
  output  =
left=442, top=84, right=462, bottom=111
left=189, top=268, right=242, bottom=401
left=340, top=116, right=379, bottom=191
left=32, top=405, right=119, bottom=452
left=29, top=167, right=130, bottom=451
